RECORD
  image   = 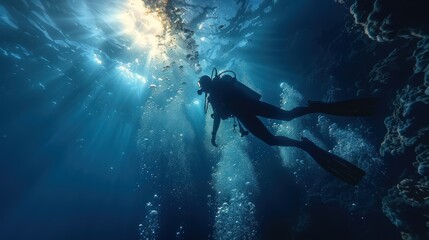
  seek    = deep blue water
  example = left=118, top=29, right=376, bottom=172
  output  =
left=1, top=0, right=428, bottom=239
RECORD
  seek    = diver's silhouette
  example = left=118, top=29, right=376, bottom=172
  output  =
left=197, top=68, right=375, bottom=185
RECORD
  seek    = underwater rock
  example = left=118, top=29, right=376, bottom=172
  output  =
left=352, top=1, right=429, bottom=236
left=414, top=144, right=429, bottom=177
left=412, top=38, right=429, bottom=95
left=368, top=46, right=415, bottom=93
left=382, top=144, right=429, bottom=239
left=417, top=162, right=429, bottom=177
left=396, top=178, right=429, bottom=204
left=413, top=39, right=429, bottom=74
left=380, top=84, right=429, bottom=156
left=369, top=49, right=401, bottom=86
left=350, top=0, right=429, bottom=42
left=382, top=178, right=429, bottom=239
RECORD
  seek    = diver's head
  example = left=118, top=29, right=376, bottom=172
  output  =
left=197, top=75, right=212, bottom=95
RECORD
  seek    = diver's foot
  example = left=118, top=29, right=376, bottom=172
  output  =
left=300, top=136, right=365, bottom=185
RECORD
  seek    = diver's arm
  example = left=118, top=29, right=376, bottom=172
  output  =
left=211, top=113, right=220, bottom=147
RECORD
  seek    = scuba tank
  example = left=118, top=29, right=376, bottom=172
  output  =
left=200, top=67, right=259, bottom=137
left=212, top=67, right=262, bottom=101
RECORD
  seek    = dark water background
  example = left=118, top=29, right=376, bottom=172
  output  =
left=1, top=0, right=428, bottom=239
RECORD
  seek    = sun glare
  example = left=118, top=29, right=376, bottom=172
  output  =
left=115, top=0, right=174, bottom=62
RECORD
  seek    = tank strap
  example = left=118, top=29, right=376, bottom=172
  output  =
left=233, top=117, right=249, bottom=137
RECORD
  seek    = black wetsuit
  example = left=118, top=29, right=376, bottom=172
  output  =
left=208, top=76, right=312, bottom=148
left=205, top=75, right=371, bottom=185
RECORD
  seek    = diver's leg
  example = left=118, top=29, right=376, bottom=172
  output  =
left=253, top=101, right=315, bottom=121
left=254, top=97, right=377, bottom=121
left=238, top=115, right=366, bottom=185
left=237, top=114, right=303, bottom=147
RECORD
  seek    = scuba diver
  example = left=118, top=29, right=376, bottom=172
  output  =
left=197, top=68, right=376, bottom=185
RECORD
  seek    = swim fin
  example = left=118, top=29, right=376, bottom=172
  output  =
left=300, top=137, right=366, bottom=185
left=308, top=97, right=377, bottom=117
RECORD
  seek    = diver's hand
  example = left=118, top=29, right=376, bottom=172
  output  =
left=211, top=135, right=218, bottom=147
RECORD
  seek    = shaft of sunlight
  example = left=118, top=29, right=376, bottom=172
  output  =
left=113, top=0, right=174, bottom=64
